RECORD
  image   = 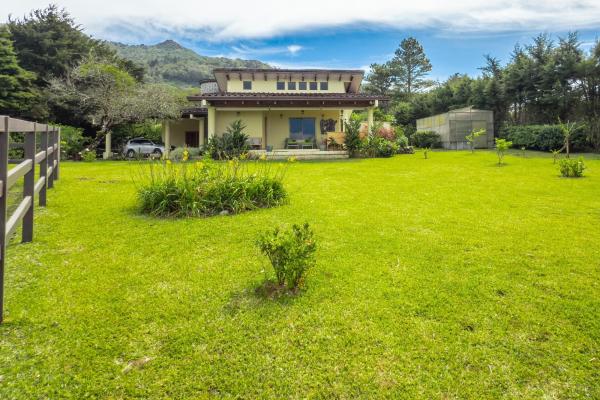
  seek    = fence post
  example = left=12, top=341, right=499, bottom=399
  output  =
left=39, top=126, right=48, bottom=206
left=47, top=129, right=54, bottom=189
left=55, top=128, right=60, bottom=181
left=22, top=124, right=36, bottom=243
left=0, top=117, right=9, bottom=323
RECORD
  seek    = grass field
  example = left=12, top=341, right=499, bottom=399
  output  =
left=1, top=150, right=599, bottom=399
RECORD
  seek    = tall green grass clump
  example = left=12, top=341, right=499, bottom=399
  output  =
left=136, top=154, right=289, bottom=217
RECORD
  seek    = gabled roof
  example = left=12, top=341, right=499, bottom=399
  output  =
left=211, top=68, right=365, bottom=93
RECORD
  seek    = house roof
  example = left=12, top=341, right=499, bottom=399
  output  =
left=188, top=92, right=386, bottom=108
left=211, top=68, right=365, bottom=93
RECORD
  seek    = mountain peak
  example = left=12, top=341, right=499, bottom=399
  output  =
left=155, top=39, right=183, bottom=49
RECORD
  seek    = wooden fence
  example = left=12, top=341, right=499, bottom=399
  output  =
left=0, top=116, right=60, bottom=323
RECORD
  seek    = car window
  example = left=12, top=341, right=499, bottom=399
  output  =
left=140, top=140, right=153, bottom=145
left=129, top=139, right=141, bottom=144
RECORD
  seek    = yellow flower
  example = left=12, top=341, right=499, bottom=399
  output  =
left=227, top=160, right=234, bottom=167
left=240, top=152, right=248, bottom=160
left=287, top=156, right=297, bottom=163
left=259, top=153, right=267, bottom=161
left=182, top=149, right=189, bottom=162
left=166, top=159, right=172, bottom=165
left=195, top=161, right=204, bottom=170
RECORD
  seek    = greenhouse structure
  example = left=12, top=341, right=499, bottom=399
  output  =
left=416, top=107, right=494, bottom=149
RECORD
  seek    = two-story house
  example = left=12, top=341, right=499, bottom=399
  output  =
left=162, top=68, right=385, bottom=154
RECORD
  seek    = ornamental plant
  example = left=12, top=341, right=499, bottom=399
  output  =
left=495, top=138, right=512, bottom=165
left=558, top=157, right=586, bottom=177
left=465, top=128, right=485, bottom=153
left=256, top=223, right=317, bottom=290
left=136, top=155, right=289, bottom=217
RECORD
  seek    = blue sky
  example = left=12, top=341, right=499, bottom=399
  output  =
left=7, top=1, right=600, bottom=81
left=181, top=28, right=599, bottom=81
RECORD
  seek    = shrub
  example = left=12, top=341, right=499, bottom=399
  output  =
left=558, top=157, right=586, bottom=177
left=169, top=147, right=202, bottom=161
left=375, top=125, right=396, bottom=141
left=256, top=223, right=317, bottom=290
left=207, top=120, right=250, bottom=159
left=504, top=124, right=588, bottom=152
left=343, top=117, right=362, bottom=157
left=466, top=128, right=486, bottom=153
left=59, top=125, right=86, bottom=160
left=81, top=149, right=96, bottom=162
left=362, top=136, right=397, bottom=158
left=412, top=131, right=441, bottom=148
left=495, top=138, right=512, bottom=165
left=137, top=156, right=288, bottom=217
left=396, top=135, right=409, bottom=148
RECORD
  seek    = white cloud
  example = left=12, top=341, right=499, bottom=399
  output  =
left=6, top=1, right=600, bottom=42
left=287, top=45, right=302, bottom=55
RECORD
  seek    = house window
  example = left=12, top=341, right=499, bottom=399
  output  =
left=243, top=81, right=252, bottom=90
left=309, top=81, right=318, bottom=90
left=276, top=81, right=285, bottom=90
left=289, top=118, right=316, bottom=140
left=319, top=81, right=328, bottom=90
left=288, top=81, right=296, bottom=90
left=298, top=81, right=307, bottom=90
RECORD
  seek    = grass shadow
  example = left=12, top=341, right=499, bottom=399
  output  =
left=223, top=280, right=304, bottom=316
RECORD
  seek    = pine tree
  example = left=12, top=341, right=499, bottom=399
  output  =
left=0, top=26, right=36, bottom=116
left=390, top=37, right=433, bottom=99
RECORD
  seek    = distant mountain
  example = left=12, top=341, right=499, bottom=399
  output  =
left=109, top=40, right=271, bottom=88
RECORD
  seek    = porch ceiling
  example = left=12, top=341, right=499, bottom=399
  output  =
left=187, top=92, right=387, bottom=109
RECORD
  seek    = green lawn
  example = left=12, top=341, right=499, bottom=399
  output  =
left=1, top=151, right=599, bottom=399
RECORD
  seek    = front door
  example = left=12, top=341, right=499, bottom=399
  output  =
left=289, top=118, right=316, bottom=141
left=185, top=131, right=199, bottom=147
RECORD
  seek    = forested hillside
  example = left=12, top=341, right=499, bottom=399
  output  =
left=109, top=40, right=270, bottom=87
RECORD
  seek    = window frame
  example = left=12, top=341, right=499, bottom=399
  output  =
left=298, top=81, right=307, bottom=90
left=242, top=80, right=252, bottom=90
left=319, top=81, right=329, bottom=91
left=287, top=81, right=297, bottom=90
left=276, top=81, right=285, bottom=90
left=309, top=81, right=318, bottom=90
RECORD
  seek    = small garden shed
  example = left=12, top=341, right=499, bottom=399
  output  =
left=416, top=107, right=494, bottom=149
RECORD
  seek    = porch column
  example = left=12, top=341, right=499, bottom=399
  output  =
left=207, top=106, right=216, bottom=139
left=198, top=118, right=205, bottom=147
left=164, top=120, right=171, bottom=158
left=367, top=107, right=374, bottom=135
left=103, top=132, right=111, bottom=159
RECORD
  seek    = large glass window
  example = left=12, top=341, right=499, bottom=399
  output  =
left=319, top=81, right=328, bottom=90
left=276, top=81, right=285, bottom=90
left=287, top=81, right=296, bottom=90
left=243, top=81, right=252, bottom=90
left=309, top=81, right=318, bottom=90
left=289, top=118, right=316, bottom=140
left=298, top=81, right=307, bottom=90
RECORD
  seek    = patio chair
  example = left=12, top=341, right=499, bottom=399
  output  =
left=285, top=138, right=300, bottom=149
left=247, top=137, right=262, bottom=150
left=301, top=139, right=315, bottom=149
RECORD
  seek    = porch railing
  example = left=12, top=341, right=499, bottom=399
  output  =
left=0, top=116, right=60, bottom=323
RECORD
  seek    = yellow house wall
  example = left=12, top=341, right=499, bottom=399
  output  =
left=214, top=111, right=264, bottom=140
left=227, top=79, right=347, bottom=93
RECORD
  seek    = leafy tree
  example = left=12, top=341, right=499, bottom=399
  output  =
left=0, top=26, right=37, bottom=117
left=364, top=62, right=393, bottom=96
left=389, top=37, right=433, bottom=99
left=495, top=138, right=512, bottom=165
left=466, top=128, right=486, bottom=153
left=50, top=58, right=182, bottom=149
left=558, top=119, right=581, bottom=158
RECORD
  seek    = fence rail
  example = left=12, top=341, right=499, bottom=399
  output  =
left=0, top=116, right=60, bottom=323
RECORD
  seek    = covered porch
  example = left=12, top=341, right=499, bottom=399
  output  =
left=161, top=93, right=381, bottom=156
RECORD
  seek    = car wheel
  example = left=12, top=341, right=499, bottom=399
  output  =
left=126, top=149, right=136, bottom=158
left=153, top=149, right=162, bottom=157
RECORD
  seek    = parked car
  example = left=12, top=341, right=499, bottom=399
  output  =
left=123, top=138, right=167, bottom=158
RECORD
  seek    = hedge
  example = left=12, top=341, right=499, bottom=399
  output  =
left=503, top=125, right=588, bottom=151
